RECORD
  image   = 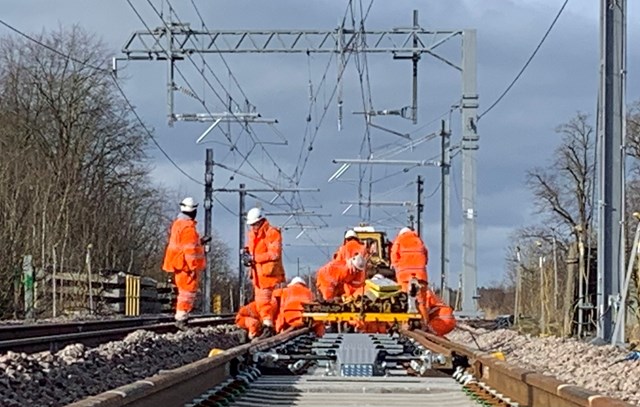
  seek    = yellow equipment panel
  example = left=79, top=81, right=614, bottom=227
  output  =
left=365, top=278, right=400, bottom=292
left=303, top=311, right=421, bottom=323
left=213, top=294, right=222, bottom=314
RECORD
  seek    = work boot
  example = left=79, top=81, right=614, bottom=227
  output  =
left=174, top=310, right=190, bottom=331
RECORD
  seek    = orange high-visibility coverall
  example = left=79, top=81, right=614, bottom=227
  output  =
left=162, top=214, right=206, bottom=314
left=276, top=283, right=325, bottom=336
left=236, top=298, right=280, bottom=339
left=390, top=230, right=429, bottom=325
left=246, top=220, right=286, bottom=323
left=390, top=230, right=428, bottom=286
left=315, top=260, right=365, bottom=301
left=425, top=290, right=456, bottom=336
left=235, top=302, right=261, bottom=338
left=335, top=239, right=366, bottom=262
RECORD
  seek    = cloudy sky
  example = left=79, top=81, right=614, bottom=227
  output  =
left=4, top=1, right=638, bottom=289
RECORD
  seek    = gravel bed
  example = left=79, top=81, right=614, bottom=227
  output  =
left=0, top=314, right=131, bottom=326
left=0, top=325, right=244, bottom=406
left=447, top=326, right=640, bottom=405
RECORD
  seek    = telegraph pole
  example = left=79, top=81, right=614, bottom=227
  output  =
left=440, top=120, right=451, bottom=305
left=598, top=0, right=626, bottom=343
left=238, top=183, right=246, bottom=308
left=460, top=30, right=479, bottom=316
left=203, top=148, right=213, bottom=313
left=416, top=175, right=424, bottom=237
left=392, top=9, right=420, bottom=124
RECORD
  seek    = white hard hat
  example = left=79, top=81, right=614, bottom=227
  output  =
left=399, top=227, right=412, bottom=236
left=344, top=230, right=357, bottom=239
left=179, top=197, right=198, bottom=213
left=288, top=276, right=306, bottom=287
left=246, top=207, right=264, bottom=225
left=349, top=253, right=366, bottom=271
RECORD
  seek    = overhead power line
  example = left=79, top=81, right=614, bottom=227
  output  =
left=478, top=0, right=569, bottom=120
left=0, top=18, right=204, bottom=186
left=146, top=1, right=335, bottom=246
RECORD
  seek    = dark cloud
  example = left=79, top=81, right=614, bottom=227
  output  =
left=3, top=0, right=639, bottom=289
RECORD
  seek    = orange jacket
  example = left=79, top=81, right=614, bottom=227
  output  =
left=343, top=269, right=365, bottom=297
left=162, top=214, right=206, bottom=276
left=276, top=283, right=314, bottom=332
left=246, top=220, right=285, bottom=288
left=315, top=260, right=365, bottom=301
left=390, top=230, right=428, bottom=283
left=335, top=239, right=366, bottom=262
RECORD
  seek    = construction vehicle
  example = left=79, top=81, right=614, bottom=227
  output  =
left=303, top=274, right=422, bottom=330
left=352, top=225, right=395, bottom=279
left=303, top=226, right=424, bottom=332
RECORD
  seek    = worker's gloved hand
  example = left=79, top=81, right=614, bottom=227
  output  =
left=200, top=235, right=212, bottom=245
left=241, top=248, right=254, bottom=267
left=341, top=295, right=355, bottom=303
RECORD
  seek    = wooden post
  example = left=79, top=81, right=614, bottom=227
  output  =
left=85, top=244, right=94, bottom=314
left=23, top=255, right=34, bottom=320
left=52, top=246, right=57, bottom=318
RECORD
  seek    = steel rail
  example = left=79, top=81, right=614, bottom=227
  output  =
left=65, top=328, right=310, bottom=407
left=0, top=314, right=233, bottom=341
left=399, top=328, right=634, bottom=407
left=64, top=326, right=635, bottom=407
left=0, top=314, right=235, bottom=354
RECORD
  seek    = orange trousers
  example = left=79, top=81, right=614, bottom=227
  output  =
left=175, top=271, right=199, bottom=313
left=276, top=311, right=325, bottom=337
left=236, top=306, right=262, bottom=338
left=254, top=286, right=278, bottom=323
left=427, top=306, right=456, bottom=336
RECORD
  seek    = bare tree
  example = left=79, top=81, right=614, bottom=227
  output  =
left=0, top=26, right=171, bottom=317
left=519, top=113, right=596, bottom=336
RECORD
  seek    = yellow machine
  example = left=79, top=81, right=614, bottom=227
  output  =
left=352, top=225, right=395, bottom=279
left=303, top=225, right=424, bottom=332
left=303, top=274, right=422, bottom=329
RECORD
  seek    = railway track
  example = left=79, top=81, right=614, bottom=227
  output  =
left=64, top=327, right=635, bottom=407
left=0, top=314, right=235, bottom=354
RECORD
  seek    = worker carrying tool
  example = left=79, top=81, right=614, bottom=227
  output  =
left=390, top=227, right=429, bottom=327
left=315, top=254, right=367, bottom=301
left=244, top=207, right=286, bottom=339
left=162, top=197, right=210, bottom=328
left=276, top=277, right=324, bottom=336
left=424, top=289, right=456, bottom=336
left=334, top=230, right=366, bottom=262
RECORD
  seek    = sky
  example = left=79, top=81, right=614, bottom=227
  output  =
left=3, top=0, right=638, bottom=290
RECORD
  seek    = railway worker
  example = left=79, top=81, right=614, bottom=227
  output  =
left=244, top=207, right=286, bottom=339
left=162, top=197, right=209, bottom=328
left=334, top=230, right=366, bottom=262
left=315, top=254, right=367, bottom=301
left=236, top=292, right=282, bottom=341
left=425, top=289, right=456, bottom=336
left=275, top=277, right=324, bottom=336
left=390, top=227, right=429, bottom=327
left=235, top=301, right=262, bottom=340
